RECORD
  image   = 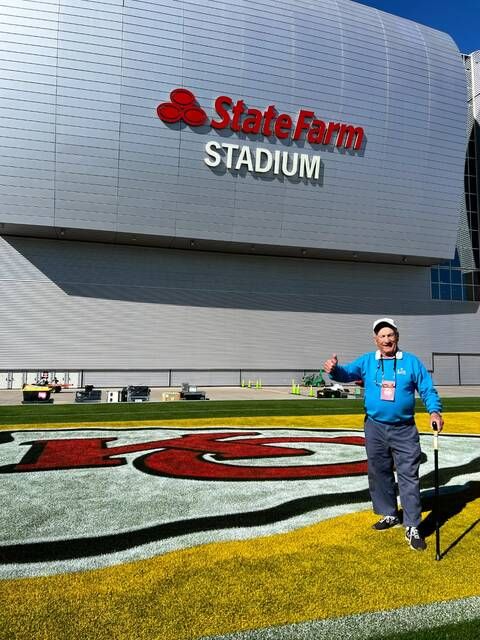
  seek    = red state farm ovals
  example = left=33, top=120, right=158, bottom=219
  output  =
left=156, top=88, right=208, bottom=126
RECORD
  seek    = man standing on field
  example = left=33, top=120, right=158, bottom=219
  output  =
left=323, top=318, right=443, bottom=551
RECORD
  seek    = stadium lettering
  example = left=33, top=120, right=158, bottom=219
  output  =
left=204, top=142, right=322, bottom=180
left=2, top=432, right=368, bottom=481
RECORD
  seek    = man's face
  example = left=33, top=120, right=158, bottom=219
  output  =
left=374, top=326, right=398, bottom=357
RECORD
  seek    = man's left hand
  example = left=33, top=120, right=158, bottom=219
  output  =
left=430, top=412, right=444, bottom=433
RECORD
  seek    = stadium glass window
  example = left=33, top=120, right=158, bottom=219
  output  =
left=431, top=246, right=479, bottom=302
left=439, top=268, right=451, bottom=283
left=451, top=285, right=463, bottom=300
left=440, top=283, right=451, bottom=300
left=464, top=286, right=474, bottom=302
left=432, top=74, right=480, bottom=303
left=451, top=270, right=462, bottom=284
left=472, top=203, right=478, bottom=222
left=451, top=252, right=461, bottom=267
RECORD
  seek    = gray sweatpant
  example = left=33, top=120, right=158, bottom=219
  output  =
left=364, top=417, right=422, bottom=527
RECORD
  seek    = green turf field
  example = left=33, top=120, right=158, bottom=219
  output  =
left=0, top=397, right=479, bottom=425
left=378, top=618, right=480, bottom=640
left=2, top=397, right=479, bottom=640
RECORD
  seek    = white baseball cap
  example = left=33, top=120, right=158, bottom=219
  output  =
left=373, top=317, right=397, bottom=334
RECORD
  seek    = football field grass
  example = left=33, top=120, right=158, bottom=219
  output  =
left=386, top=620, right=480, bottom=640
left=0, top=396, right=479, bottom=426
left=1, top=397, right=479, bottom=640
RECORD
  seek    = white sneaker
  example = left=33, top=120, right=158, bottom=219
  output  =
left=372, top=515, right=400, bottom=531
left=405, top=526, right=427, bottom=551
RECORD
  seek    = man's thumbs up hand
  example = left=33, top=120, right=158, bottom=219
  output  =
left=323, top=354, right=338, bottom=374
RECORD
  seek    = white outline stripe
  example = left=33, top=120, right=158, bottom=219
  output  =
left=200, top=596, right=480, bottom=639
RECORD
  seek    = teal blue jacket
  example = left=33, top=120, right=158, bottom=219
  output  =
left=330, top=350, right=442, bottom=425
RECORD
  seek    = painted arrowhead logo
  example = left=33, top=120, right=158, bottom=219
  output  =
left=1, top=427, right=479, bottom=578
left=2, top=430, right=367, bottom=480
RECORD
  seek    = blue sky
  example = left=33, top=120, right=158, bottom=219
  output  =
left=355, top=1, right=480, bottom=54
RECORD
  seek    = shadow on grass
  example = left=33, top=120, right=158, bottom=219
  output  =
left=370, top=618, right=480, bottom=640
left=419, top=479, right=480, bottom=559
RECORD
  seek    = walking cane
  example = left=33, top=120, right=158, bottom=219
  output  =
left=432, top=420, right=441, bottom=561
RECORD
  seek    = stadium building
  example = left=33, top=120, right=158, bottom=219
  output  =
left=0, top=0, right=478, bottom=388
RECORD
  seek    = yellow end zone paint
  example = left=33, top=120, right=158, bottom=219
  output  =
left=1, top=412, right=480, bottom=434
left=2, top=502, right=480, bottom=640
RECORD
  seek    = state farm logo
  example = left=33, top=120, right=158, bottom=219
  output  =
left=156, top=88, right=364, bottom=151
left=156, top=88, right=208, bottom=126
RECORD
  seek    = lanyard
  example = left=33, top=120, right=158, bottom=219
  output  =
left=376, top=356, right=397, bottom=386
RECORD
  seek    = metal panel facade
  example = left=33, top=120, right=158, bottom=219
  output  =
left=431, top=355, right=460, bottom=386
left=0, top=0, right=58, bottom=227
left=1, top=234, right=479, bottom=374
left=0, top=0, right=468, bottom=262
left=84, top=371, right=170, bottom=387
left=0, top=2, right=477, bottom=380
left=459, top=356, right=480, bottom=384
